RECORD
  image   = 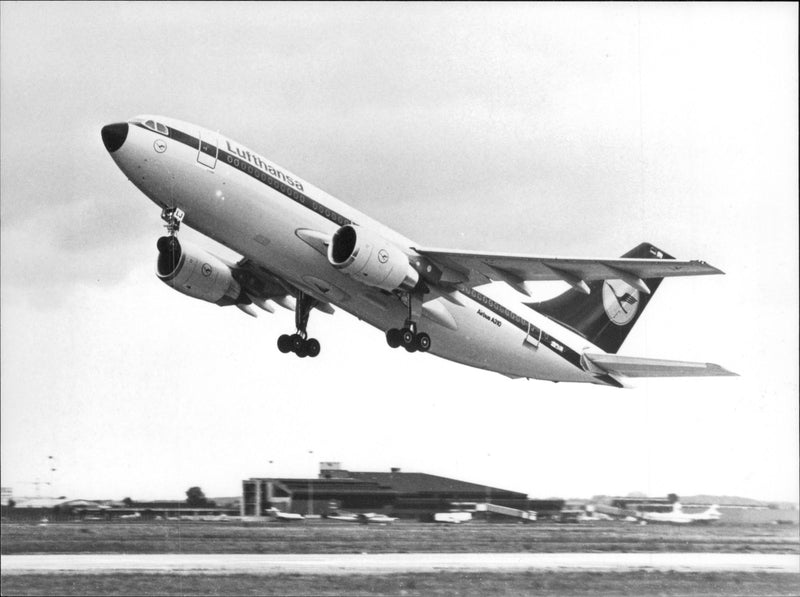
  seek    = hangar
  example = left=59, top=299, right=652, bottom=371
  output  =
left=241, top=464, right=550, bottom=520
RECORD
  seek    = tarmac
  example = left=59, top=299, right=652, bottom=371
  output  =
left=3, top=553, right=799, bottom=575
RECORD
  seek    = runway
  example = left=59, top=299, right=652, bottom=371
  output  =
left=3, top=553, right=799, bottom=575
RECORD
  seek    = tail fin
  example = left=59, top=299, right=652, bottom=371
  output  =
left=525, top=243, right=673, bottom=354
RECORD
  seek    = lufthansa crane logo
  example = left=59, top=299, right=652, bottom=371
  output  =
left=201, top=263, right=213, bottom=277
left=377, top=249, right=389, bottom=264
left=153, top=139, right=167, bottom=153
left=602, top=280, right=640, bottom=326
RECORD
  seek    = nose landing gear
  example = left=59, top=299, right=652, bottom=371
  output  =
left=385, top=293, right=431, bottom=353
left=161, top=206, right=185, bottom=236
left=277, top=291, right=322, bottom=358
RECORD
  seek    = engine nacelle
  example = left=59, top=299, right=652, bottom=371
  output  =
left=156, top=236, right=241, bottom=305
left=328, top=225, right=419, bottom=292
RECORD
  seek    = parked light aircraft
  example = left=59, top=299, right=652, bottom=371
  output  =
left=358, top=513, right=398, bottom=524
left=101, top=116, right=736, bottom=387
left=265, top=507, right=305, bottom=522
left=326, top=512, right=398, bottom=524
left=636, top=503, right=722, bottom=525
left=434, top=511, right=473, bottom=524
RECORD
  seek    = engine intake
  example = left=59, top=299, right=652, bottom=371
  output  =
left=328, top=225, right=419, bottom=292
left=156, top=236, right=241, bottom=305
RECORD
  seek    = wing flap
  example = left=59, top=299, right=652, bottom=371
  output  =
left=583, top=353, right=737, bottom=378
left=232, top=258, right=335, bottom=314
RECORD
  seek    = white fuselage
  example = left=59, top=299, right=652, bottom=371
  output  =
left=639, top=504, right=721, bottom=525
left=106, top=115, right=607, bottom=384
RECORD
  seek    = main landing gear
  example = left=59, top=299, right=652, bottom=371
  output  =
left=385, top=293, right=431, bottom=353
left=277, top=292, right=321, bottom=358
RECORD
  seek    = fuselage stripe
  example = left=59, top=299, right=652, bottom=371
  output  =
left=462, top=285, right=584, bottom=369
left=133, top=122, right=355, bottom=229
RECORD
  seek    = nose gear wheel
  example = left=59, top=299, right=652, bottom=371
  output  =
left=161, top=207, right=185, bottom=236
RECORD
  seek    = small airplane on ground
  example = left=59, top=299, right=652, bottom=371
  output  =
left=358, top=513, right=398, bottom=524
left=101, top=116, right=736, bottom=386
left=265, top=507, right=305, bottom=522
left=326, top=512, right=398, bottom=524
left=434, top=511, right=473, bottom=524
left=636, top=503, right=722, bottom=525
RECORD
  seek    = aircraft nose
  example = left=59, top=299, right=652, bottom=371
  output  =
left=101, top=122, right=128, bottom=152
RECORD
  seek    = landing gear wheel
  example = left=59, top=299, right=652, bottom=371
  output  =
left=401, top=328, right=417, bottom=352
left=276, top=292, right=325, bottom=358
left=291, top=334, right=305, bottom=353
left=416, top=332, right=431, bottom=352
left=305, top=338, right=321, bottom=358
left=386, top=328, right=402, bottom=348
left=277, top=334, right=293, bottom=353
left=161, top=206, right=185, bottom=236
left=387, top=291, right=432, bottom=353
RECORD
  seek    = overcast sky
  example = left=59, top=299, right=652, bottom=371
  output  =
left=1, top=2, right=797, bottom=503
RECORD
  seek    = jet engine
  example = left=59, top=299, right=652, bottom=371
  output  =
left=156, top=236, right=241, bottom=305
left=328, top=224, right=419, bottom=292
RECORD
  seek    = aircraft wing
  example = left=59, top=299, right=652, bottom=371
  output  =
left=582, top=353, right=737, bottom=378
left=229, top=258, right=334, bottom=315
left=413, top=247, right=723, bottom=295
left=232, top=258, right=293, bottom=298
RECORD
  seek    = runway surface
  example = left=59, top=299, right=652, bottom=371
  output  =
left=3, top=553, right=799, bottom=575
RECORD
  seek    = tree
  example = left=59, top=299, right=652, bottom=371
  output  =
left=186, top=486, right=209, bottom=507
left=667, top=493, right=680, bottom=504
left=122, top=497, right=134, bottom=507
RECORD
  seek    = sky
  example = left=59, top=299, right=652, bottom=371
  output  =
left=1, top=2, right=797, bottom=504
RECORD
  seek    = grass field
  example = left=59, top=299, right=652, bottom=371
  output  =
left=3, top=571, right=800, bottom=597
left=2, top=521, right=798, bottom=596
left=2, top=520, right=798, bottom=555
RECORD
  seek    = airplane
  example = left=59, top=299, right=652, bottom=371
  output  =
left=434, top=511, right=473, bottom=524
left=265, top=507, right=305, bottom=522
left=325, top=512, right=398, bottom=524
left=635, top=503, right=722, bottom=525
left=358, top=513, right=398, bottom=524
left=101, top=115, right=737, bottom=387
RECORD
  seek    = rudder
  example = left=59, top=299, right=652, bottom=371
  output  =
left=525, top=243, right=673, bottom=354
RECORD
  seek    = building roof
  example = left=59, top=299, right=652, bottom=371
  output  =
left=273, top=478, right=397, bottom=497
left=348, top=472, right=527, bottom=498
left=12, top=498, right=107, bottom=509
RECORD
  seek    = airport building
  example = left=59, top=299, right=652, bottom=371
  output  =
left=241, top=463, right=557, bottom=520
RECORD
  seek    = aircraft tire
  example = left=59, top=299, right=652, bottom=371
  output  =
left=401, top=329, right=417, bottom=352
left=290, top=334, right=305, bottom=353
left=277, top=334, right=293, bottom=353
left=386, top=328, right=402, bottom=348
left=416, top=332, right=431, bottom=352
left=306, top=338, right=321, bottom=358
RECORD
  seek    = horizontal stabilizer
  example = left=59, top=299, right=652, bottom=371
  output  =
left=414, top=246, right=724, bottom=289
left=583, top=353, right=737, bottom=378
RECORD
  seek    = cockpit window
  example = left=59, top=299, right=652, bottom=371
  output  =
left=144, top=120, right=169, bottom=136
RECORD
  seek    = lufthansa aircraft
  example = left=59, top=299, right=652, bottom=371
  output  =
left=101, top=116, right=735, bottom=387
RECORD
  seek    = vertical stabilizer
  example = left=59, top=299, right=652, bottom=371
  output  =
left=525, top=243, right=673, bottom=354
